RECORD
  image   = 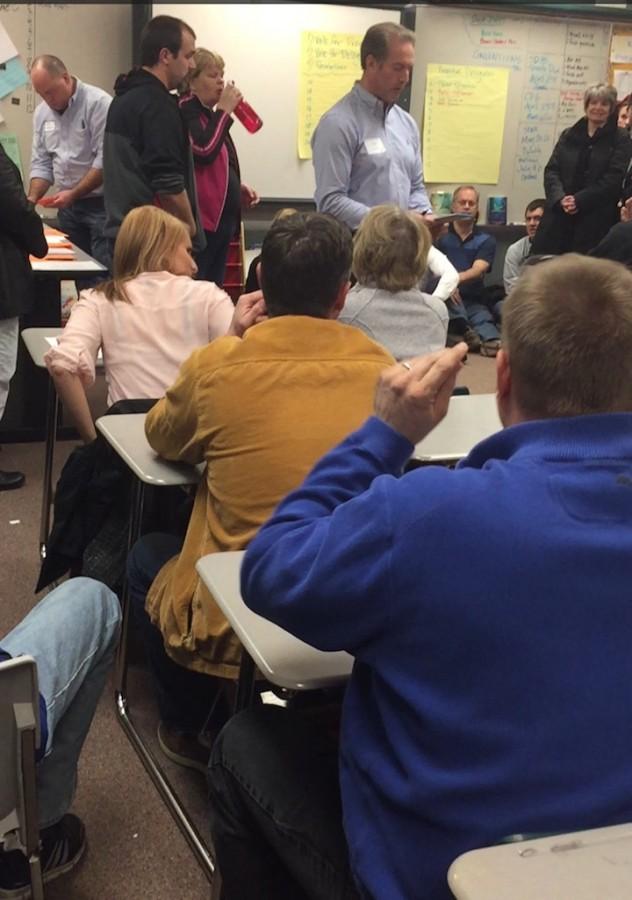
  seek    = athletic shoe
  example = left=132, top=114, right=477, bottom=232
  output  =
left=157, top=721, right=210, bottom=774
left=480, top=338, right=501, bottom=358
left=0, top=813, right=86, bottom=898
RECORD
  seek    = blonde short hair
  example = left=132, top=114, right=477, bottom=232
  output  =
left=180, top=47, right=225, bottom=94
left=584, top=82, right=617, bottom=113
left=352, top=205, right=431, bottom=292
left=95, top=206, right=189, bottom=303
left=503, top=254, right=632, bottom=418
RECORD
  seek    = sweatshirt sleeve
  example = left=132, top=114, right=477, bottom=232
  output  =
left=0, top=146, right=48, bottom=257
left=241, top=417, right=413, bottom=654
left=180, top=95, right=233, bottom=167
left=140, top=95, right=187, bottom=196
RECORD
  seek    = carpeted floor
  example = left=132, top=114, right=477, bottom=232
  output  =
left=1, top=440, right=212, bottom=900
left=0, top=354, right=496, bottom=899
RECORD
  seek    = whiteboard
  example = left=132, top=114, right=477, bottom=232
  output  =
left=409, top=5, right=612, bottom=224
left=153, top=3, right=400, bottom=200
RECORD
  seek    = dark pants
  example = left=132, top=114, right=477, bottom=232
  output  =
left=197, top=214, right=238, bottom=286
left=208, top=705, right=359, bottom=900
left=448, top=292, right=503, bottom=342
left=58, top=198, right=111, bottom=289
left=590, top=219, right=632, bottom=265
left=126, top=532, right=229, bottom=733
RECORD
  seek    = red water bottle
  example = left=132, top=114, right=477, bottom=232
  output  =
left=234, top=99, right=263, bottom=134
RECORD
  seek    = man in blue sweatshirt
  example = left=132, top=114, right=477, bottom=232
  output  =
left=207, top=253, right=632, bottom=900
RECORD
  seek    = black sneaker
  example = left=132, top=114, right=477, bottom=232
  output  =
left=0, top=470, right=24, bottom=492
left=0, top=814, right=86, bottom=898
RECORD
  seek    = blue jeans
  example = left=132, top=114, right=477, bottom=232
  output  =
left=1, top=577, right=120, bottom=827
left=208, top=705, right=358, bottom=900
left=449, top=295, right=503, bottom=342
left=58, top=198, right=111, bottom=289
left=127, top=533, right=228, bottom=733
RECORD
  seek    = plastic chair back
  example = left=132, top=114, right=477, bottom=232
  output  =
left=0, top=655, right=44, bottom=899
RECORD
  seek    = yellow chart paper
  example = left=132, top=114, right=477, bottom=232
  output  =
left=423, top=64, right=509, bottom=183
left=298, top=31, right=362, bottom=160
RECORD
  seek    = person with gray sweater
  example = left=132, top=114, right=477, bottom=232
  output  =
left=340, top=204, right=448, bottom=360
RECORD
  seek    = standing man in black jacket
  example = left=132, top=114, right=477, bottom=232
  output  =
left=0, top=145, right=48, bottom=490
left=103, top=14, right=204, bottom=254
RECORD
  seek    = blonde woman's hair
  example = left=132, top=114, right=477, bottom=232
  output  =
left=179, top=47, right=225, bottom=94
left=352, top=204, right=431, bottom=292
left=94, top=206, right=189, bottom=303
left=272, top=207, right=298, bottom=224
left=503, top=254, right=632, bottom=418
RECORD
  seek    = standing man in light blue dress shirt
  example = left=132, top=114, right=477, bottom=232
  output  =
left=28, top=55, right=111, bottom=281
left=312, top=22, right=434, bottom=232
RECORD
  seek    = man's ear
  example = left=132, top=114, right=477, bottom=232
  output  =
left=496, top=348, right=511, bottom=401
left=330, top=280, right=350, bottom=319
left=495, top=347, right=515, bottom=428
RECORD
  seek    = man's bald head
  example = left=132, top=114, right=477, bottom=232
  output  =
left=31, top=55, right=74, bottom=111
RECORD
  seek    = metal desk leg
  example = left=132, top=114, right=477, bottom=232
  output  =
left=114, top=477, right=218, bottom=884
left=233, top=652, right=256, bottom=713
left=39, top=382, right=59, bottom=560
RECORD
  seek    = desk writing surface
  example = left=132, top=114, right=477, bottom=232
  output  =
left=413, top=394, right=501, bottom=463
left=22, top=328, right=103, bottom=369
left=196, top=551, right=354, bottom=691
left=96, top=414, right=201, bottom=487
left=22, top=328, right=64, bottom=368
left=448, top=823, right=632, bottom=900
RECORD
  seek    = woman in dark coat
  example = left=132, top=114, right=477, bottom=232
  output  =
left=0, top=144, right=48, bottom=490
left=531, top=83, right=632, bottom=256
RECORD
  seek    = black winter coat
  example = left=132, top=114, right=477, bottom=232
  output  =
left=532, top=115, right=632, bottom=255
left=0, top=145, right=47, bottom=319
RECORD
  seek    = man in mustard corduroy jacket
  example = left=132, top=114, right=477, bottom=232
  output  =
left=127, top=212, right=394, bottom=769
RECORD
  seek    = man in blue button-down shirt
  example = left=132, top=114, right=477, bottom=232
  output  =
left=27, top=55, right=111, bottom=282
left=312, top=22, right=433, bottom=232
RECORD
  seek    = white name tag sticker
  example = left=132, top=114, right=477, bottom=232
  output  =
left=43, top=121, right=56, bottom=133
left=364, top=137, right=385, bottom=155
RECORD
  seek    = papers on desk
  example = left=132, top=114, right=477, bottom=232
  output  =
left=31, top=231, right=76, bottom=263
left=46, top=236, right=73, bottom=247
left=31, top=260, right=104, bottom=272
left=39, top=249, right=75, bottom=261
left=32, top=225, right=106, bottom=271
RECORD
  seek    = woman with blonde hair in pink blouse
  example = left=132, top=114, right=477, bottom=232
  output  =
left=45, top=205, right=263, bottom=443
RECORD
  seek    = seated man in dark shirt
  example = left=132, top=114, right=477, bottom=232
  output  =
left=436, top=185, right=498, bottom=356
